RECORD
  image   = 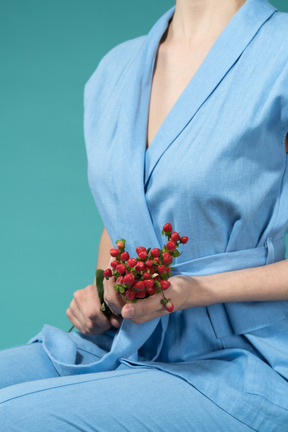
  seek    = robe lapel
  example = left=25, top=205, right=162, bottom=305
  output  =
left=143, top=0, right=277, bottom=187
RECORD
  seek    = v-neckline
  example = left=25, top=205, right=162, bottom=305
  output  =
left=144, top=0, right=249, bottom=153
left=122, top=0, right=277, bottom=189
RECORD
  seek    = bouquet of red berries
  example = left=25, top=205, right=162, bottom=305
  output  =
left=68, top=223, right=188, bottom=332
left=101, top=222, right=188, bottom=313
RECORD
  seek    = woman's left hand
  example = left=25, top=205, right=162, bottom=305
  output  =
left=120, top=274, right=211, bottom=324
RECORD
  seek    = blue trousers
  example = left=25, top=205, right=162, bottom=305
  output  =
left=0, top=341, right=254, bottom=431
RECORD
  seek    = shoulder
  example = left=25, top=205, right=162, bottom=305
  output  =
left=265, top=11, right=288, bottom=123
left=84, top=36, right=145, bottom=101
left=261, top=10, right=288, bottom=59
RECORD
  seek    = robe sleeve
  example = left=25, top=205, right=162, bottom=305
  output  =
left=83, top=36, right=145, bottom=113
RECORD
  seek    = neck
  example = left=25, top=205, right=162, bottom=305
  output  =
left=168, top=0, right=247, bottom=44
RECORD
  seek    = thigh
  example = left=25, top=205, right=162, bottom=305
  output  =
left=0, top=366, right=254, bottom=432
left=0, top=342, right=59, bottom=389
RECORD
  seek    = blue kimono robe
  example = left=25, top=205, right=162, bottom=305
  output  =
left=28, top=0, right=288, bottom=430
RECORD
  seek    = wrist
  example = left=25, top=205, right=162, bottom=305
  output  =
left=190, top=273, right=224, bottom=306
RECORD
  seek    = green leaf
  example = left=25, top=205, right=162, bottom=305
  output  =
left=173, top=250, right=180, bottom=257
left=154, top=280, right=161, bottom=288
left=96, top=269, right=105, bottom=303
left=119, top=286, right=125, bottom=294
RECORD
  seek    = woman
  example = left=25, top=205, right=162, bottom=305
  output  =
left=1, top=0, right=288, bottom=430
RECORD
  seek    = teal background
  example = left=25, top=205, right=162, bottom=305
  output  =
left=1, top=0, right=287, bottom=350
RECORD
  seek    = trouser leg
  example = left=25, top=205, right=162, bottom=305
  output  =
left=0, top=342, right=59, bottom=389
left=0, top=366, right=254, bottom=432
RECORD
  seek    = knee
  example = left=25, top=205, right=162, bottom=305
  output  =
left=0, top=386, right=59, bottom=432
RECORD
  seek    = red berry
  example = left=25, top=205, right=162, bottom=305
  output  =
left=135, top=261, right=145, bottom=272
left=163, top=223, right=172, bottom=233
left=157, top=265, right=166, bottom=274
left=127, top=258, right=137, bottom=268
left=150, top=248, right=160, bottom=257
left=162, top=252, right=173, bottom=265
left=136, top=246, right=146, bottom=255
left=145, top=260, right=153, bottom=268
left=146, top=265, right=156, bottom=274
left=166, top=240, right=176, bottom=251
left=126, top=290, right=135, bottom=301
left=135, top=290, right=147, bottom=299
left=116, top=264, right=126, bottom=274
left=152, top=257, right=160, bottom=264
left=147, top=286, right=156, bottom=296
left=165, top=301, right=174, bottom=313
left=160, top=280, right=171, bottom=290
left=171, top=232, right=180, bottom=242
left=123, top=272, right=135, bottom=286
left=135, top=281, right=145, bottom=291
left=150, top=265, right=157, bottom=275
left=110, top=248, right=121, bottom=257
left=180, top=236, right=189, bottom=244
left=120, top=251, right=129, bottom=261
left=116, top=241, right=124, bottom=249
left=116, top=276, right=124, bottom=285
left=144, top=279, right=154, bottom=289
left=143, top=272, right=152, bottom=280
left=103, top=268, right=113, bottom=278
left=110, top=260, right=120, bottom=269
left=139, top=251, right=148, bottom=260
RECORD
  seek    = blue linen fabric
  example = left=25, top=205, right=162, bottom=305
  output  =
left=1, top=0, right=288, bottom=430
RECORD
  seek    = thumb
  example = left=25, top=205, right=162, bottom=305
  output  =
left=121, top=295, right=162, bottom=319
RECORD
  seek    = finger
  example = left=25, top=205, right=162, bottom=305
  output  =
left=74, top=286, right=110, bottom=330
left=68, top=300, right=100, bottom=334
left=66, top=307, right=87, bottom=334
left=71, top=302, right=111, bottom=334
left=108, top=256, right=116, bottom=269
left=68, top=296, right=91, bottom=333
left=121, top=293, right=166, bottom=319
left=103, top=278, right=126, bottom=316
left=109, top=314, right=123, bottom=328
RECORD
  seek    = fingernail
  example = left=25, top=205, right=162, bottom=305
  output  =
left=124, top=306, right=134, bottom=318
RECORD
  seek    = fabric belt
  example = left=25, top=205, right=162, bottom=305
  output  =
left=171, top=235, right=288, bottom=337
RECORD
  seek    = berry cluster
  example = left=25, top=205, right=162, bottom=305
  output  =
left=103, top=223, right=188, bottom=313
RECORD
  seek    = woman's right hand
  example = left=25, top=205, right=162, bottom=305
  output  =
left=66, top=282, right=123, bottom=335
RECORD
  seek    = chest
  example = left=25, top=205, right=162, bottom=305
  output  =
left=146, top=41, right=216, bottom=149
